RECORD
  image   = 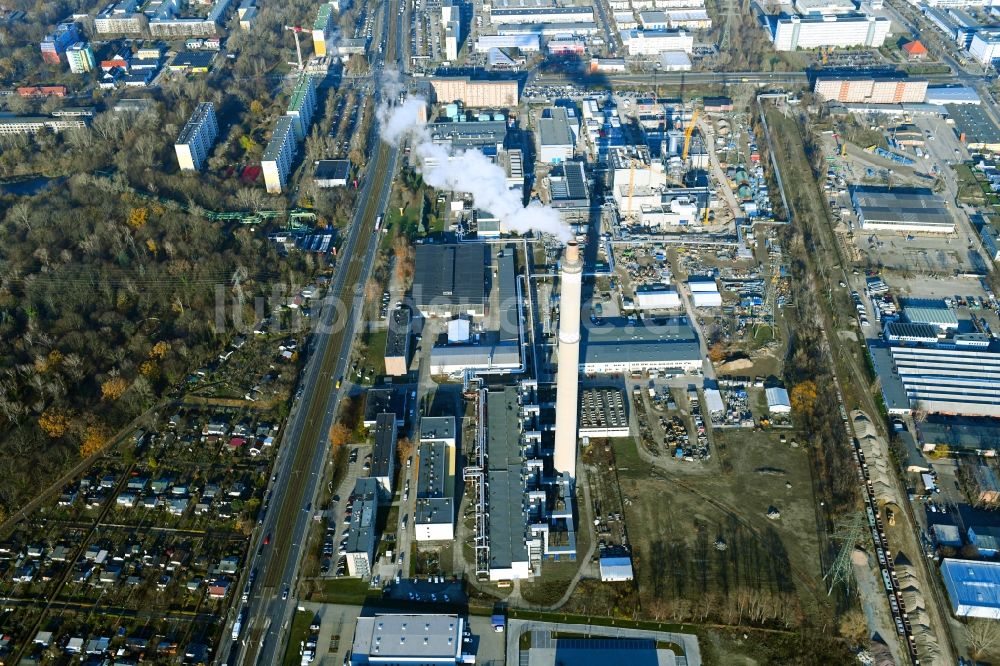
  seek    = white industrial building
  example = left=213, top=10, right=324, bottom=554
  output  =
left=769, top=14, right=890, bottom=51
left=474, top=34, right=540, bottom=51
left=619, top=28, right=694, bottom=54
left=765, top=387, right=791, bottom=414
left=350, top=614, right=467, bottom=665
left=635, top=284, right=682, bottom=310
left=414, top=417, right=456, bottom=542
left=970, top=29, right=1000, bottom=65
left=488, top=6, right=594, bottom=24
left=174, top=102, right=218, bottom=171
left=689, top=278, right=722, bottom=307
left=925, top=86, right=980, bottom=105
left=887, top=344, right=1000, bottom=417
left=941, top=559, right=1000, bottom=619
left=262, top=116, right=297, bottom=194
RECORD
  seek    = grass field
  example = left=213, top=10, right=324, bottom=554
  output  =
left=281, top=610, right=314, bottom=666
left=615, top=430, right=829, bottom=626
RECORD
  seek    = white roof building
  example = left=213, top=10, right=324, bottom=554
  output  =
left=703, top=388, right=725, bottom=413
left=599, top=555, right=635, bottom=581
left=350, top=614, right=466, bottom=665
left=765, top=387, right=792, bottom=414
left=635, top=284, right=681, bottom=310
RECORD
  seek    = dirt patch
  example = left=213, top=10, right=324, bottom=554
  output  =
left=618, top=430, right=832, bottom=627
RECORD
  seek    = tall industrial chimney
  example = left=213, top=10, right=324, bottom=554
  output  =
left=553, top=241, right=583, bottom=478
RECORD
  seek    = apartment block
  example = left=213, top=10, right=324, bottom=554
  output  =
left=174, top=102, right=219, bottom=171
left=313, top=3, right=334, bottom=56
left=770, top=14, right=890, bottom=50
left=286, top=74, right=317, bottom=141
left=66, top=42, right=96, bottom=73
left=262, top=116, right=297, bottom=193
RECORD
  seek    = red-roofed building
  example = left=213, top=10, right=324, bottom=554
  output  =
left=228, top=437, right=245, bottom=449
left=902, top=40, right=928, bottom=60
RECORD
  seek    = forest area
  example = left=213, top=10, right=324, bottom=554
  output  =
left=0, top=0, right=374, bottom=521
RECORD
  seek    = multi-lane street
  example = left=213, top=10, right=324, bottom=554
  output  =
left=219, top=1, right=406, bottom=664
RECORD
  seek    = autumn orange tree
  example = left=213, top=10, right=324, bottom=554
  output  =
left=80, top=423, right=112, bottom=458
left=101, top=376, right=129, bottom=401
left=790, top=380, right=818, bottom=415
left=329, top=423, right=351, bottom=448
left=38, top=410, right=71, bottom=438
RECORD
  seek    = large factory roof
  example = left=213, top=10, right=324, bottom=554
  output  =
left=581, top=317, right=701, bottom=367
left=429, top=120, right=507, bottom=150
left=947, top=103, right=1000, bottom=147
left=412, top=243, right=487, bottom=312
left=486, top=387, right=528, bottom=572
left=497, top=248, right=520, bottom=343
left=415, top=440, right=454, bottom=528
left=850, top=186, right=953, bottom=230
left=942, top=559, right=1000, bottom=619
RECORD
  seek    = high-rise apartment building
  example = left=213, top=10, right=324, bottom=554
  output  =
left=262, top=116, right=297, bottom=193
left=174, top=102, right=219, bottom=171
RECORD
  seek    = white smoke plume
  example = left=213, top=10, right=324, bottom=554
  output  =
left=378, top=96, right=572, bottom=243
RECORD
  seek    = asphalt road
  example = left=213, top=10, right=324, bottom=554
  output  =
left=219, top=1, right=406, bottom=664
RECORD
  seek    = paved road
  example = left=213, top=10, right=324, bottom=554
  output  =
left=218, top=2, right=406, bottom=664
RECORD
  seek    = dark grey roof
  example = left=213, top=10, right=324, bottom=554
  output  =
left=313, top=159, right=350, bottom=181
left=581, top=317, right=701, bottom=366
left=429, top=120, right=507, bottom=151
left=487, top=387, right=528, bottom=570
left=850, top=185, right=952, bottom=228
left=497, top=249, right=519, bottom=343
left=364, top=388, right=407, bottom=424
left=385, top=306, right=411, bottom=358
left=419, top=416, right=456, bottom=442
left=171, top=51, right=214, bottom=68
left=867, top=341, right=911, bottom=413
left=371, top=413, right=397, bottom=480
left=947, top=103, right=1000, bottom=145
left=549, top=160, right=589, bottom=208
left=416, top=440, right=449, bottom=498
left=412, top=244, right=487, bottom=311
left=345, top=477, right=379, bottom=554
left=886, top=321, right=939, bottom=340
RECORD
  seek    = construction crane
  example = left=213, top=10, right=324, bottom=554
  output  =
left=681, top=108, right=700, bottom=162
left=285, top=25, right=305, bottom=71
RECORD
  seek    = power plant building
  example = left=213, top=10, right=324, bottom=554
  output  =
left=485, top=387, right=532, bottom=580
left=429, top=77, right=519, bottom=108
left=174, top=102, right=218, bottom=171
left=814, top=77, right=928, bottom=104
left=768, top=14, right=890, bottom=50
left=414, top=417, right=456, bottom=542
left=538, top=107, right=578, bottom=164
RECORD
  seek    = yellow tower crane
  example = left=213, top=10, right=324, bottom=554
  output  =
left=681, top=108, right=700, bottom=162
